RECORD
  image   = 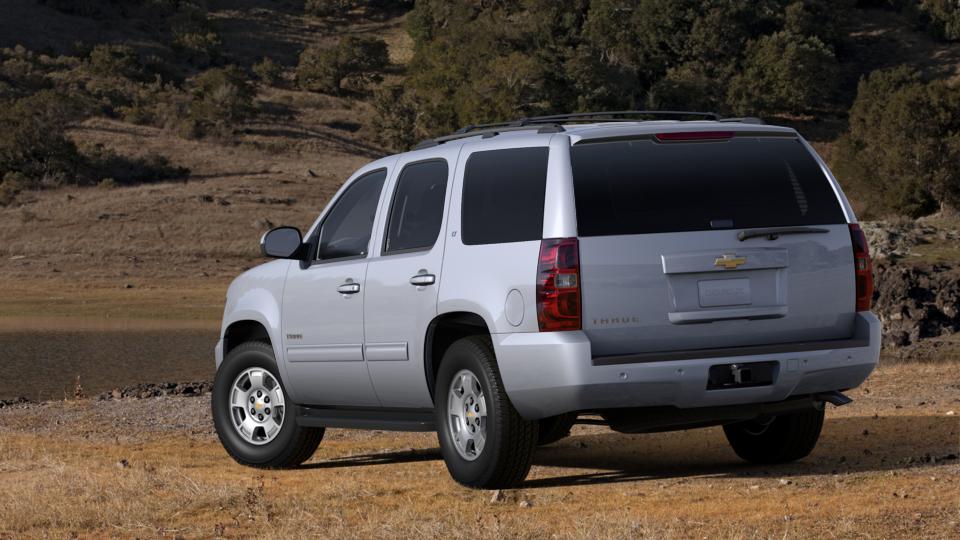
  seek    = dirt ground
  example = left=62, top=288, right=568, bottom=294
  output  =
left=0, top=362, right=957, bottom=539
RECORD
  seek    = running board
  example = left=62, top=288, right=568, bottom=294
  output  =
left=296, top=405, right=436, bottom=432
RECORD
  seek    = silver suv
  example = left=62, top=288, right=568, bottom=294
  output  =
left=212, top=111, right=880, bottom=488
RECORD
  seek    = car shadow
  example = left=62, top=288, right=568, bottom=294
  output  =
left=524, top=415, right=959, bottom=489
left=296, top=415, right=958, bottom=488
left=300, top=448, right=441, bottom=470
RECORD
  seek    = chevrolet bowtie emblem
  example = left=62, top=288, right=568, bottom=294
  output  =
left=714, top=253, right=747, bottom=269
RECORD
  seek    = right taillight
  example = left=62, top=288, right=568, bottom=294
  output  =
left=849, top=223, right=874, bottom=311
left=537, top=237, right=581, bottom=331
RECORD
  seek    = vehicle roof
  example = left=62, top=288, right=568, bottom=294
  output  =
left=385, top=120, right=798, bottom=164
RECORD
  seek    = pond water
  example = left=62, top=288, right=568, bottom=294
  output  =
left=0, top=317, right=219, bottom=401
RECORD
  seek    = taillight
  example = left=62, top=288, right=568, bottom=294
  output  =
left=537, top=237, right=581, bottom=331
left=849, top=223, right=874, bottom=311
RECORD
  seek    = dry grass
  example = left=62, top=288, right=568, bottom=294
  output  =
left=0, top=364, right=957, bottom=539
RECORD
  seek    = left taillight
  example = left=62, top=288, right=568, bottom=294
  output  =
left=537, top=237, right=581, bottom=331
left=849, top=223, right=874, bottom=312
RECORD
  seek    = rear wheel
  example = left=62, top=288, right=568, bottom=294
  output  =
left=435, top=336, right=538, bottom=488
left=723, top=407, right=824, bottom=464
left=213, top=341, right=323, bottom=468
left=537, top=413, right=577, bottom=446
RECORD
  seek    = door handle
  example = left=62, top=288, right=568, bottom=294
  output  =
left=409, top=272, right=436, bottom=286
left=337, top=281, right=361, bottom=294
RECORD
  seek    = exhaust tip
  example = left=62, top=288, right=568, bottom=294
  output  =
left=814, top=391, right=853, bottom=407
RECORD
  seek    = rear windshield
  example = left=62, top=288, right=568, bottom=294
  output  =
left=571, top=137, right=846, bottom=237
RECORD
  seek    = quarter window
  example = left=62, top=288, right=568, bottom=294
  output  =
left=317, top=169, right=387, bottom=260
left=461, top=147, right=549, bottom=245
left=384, top=160, right=449, bottom=254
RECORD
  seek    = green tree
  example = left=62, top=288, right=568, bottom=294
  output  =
left=727, top=31, right=839, bottom=115
left=296, top=36, right=389, bottom=95
left=0, top=90, right=83, bottom=187
left=833, top=66, right=960, bottom=217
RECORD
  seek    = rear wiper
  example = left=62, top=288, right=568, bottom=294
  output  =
left=737, top=226, right=830, bottom=241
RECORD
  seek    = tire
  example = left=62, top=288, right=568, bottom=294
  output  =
left=723, top=407, right=825, bottom=465
left=435, top=336, right=539, bottom=489
left=537, top=413, right=577, bottom=446
left=213, top=341, right=324, bottom=468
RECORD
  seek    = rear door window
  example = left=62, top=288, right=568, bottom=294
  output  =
left=383, top=159, right=449, bottom=254
left=461, top=147, right=549, bottom=245
left=571, top=137, right=845, bottom=237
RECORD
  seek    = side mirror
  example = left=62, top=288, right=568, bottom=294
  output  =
left=260, top=226, right=303, bottom=259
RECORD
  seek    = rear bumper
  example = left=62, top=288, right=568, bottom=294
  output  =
left=493, top=312, right=881, bottom=420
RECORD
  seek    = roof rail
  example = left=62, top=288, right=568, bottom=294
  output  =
left=517, top=110, right=720, bottom=124
left=717, top=116, right=765, bottom=125
left=413, top=124, right=564, bottom=150
left=412, top=110, right=721, bottom=150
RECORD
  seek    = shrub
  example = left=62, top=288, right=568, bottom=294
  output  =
left=0, top=91, right=84, bottom=190
left=304, top=0, right=355, bottom=16
left=832, top=66, right=960, bottom=218
left=372, top=85, right=418, bottom=151
left=153, top=66, right=255, bottom=139
left=296, top=36, right=389, bottom=95
left=170, top=4, right=222, bottom=68
left=85, top=44, right=146, bottom=81
left=252, top=57, right=282, bottom=86
left=82, top=144, right=190, bottom=185
left=0, top=171, right=30, bottom=205
left=727, top=31, right=839, bottom=115
left=919, top=0, right=960, bottom=41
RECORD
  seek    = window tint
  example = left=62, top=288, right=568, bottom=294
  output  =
left=384, top=160, right=449, bottom=253
left=571, top=137, right=846, bottom=237
left=461, top=147, right=549, bottom=245
left=317, top=169, right=386, bottom=260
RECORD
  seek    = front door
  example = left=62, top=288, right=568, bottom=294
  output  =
left=364, top=156, right=454, bottom=407
left=281, top=168, right=388, bottom=407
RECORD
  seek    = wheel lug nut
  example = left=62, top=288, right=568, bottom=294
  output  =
left=258, top=414, right=264, bottom=421
left=264, top=396, right=270, bottom=404
left=250, top=408, right=256, bottom=415
left=264, top=407, right=271, bottom=415
left=257, top=390, right=263, bottom=398
left=250, top=396, right=255, bottom=403
left=475, top=405, right=479, bottom=412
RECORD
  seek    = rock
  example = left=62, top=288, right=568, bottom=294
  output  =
left=116, top=459, right=129, bottom=469
left=946, top=411, right=955, bottom=416
left=0, top=396, right=34, bottom=409
left=98, top=381, right=213, bottom=401
left=490, top=490, right=504, bottom=503
left=518, top=499, right=532, bottom=508
left=197, top=194, right=214, bottom=203
left=123, top=283, right=134, bottom=289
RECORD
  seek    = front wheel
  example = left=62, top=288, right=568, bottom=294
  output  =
left=723, top=407, right=825, bottom=464
left=435, top=336, right=539, bottom=488
left=212, top=341, right=323, bottom=468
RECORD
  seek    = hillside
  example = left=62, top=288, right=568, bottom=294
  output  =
left=1, top=1, right=959, bottom=322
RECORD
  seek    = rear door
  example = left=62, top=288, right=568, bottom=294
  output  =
left=571, top=133, right=855, bottom=357
left=363, top=151, right=456, bottom=408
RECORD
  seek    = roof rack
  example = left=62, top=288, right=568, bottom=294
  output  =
left=413, top=110, right=722, bottom=150
left=717, top=116, right=765, bottom=125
